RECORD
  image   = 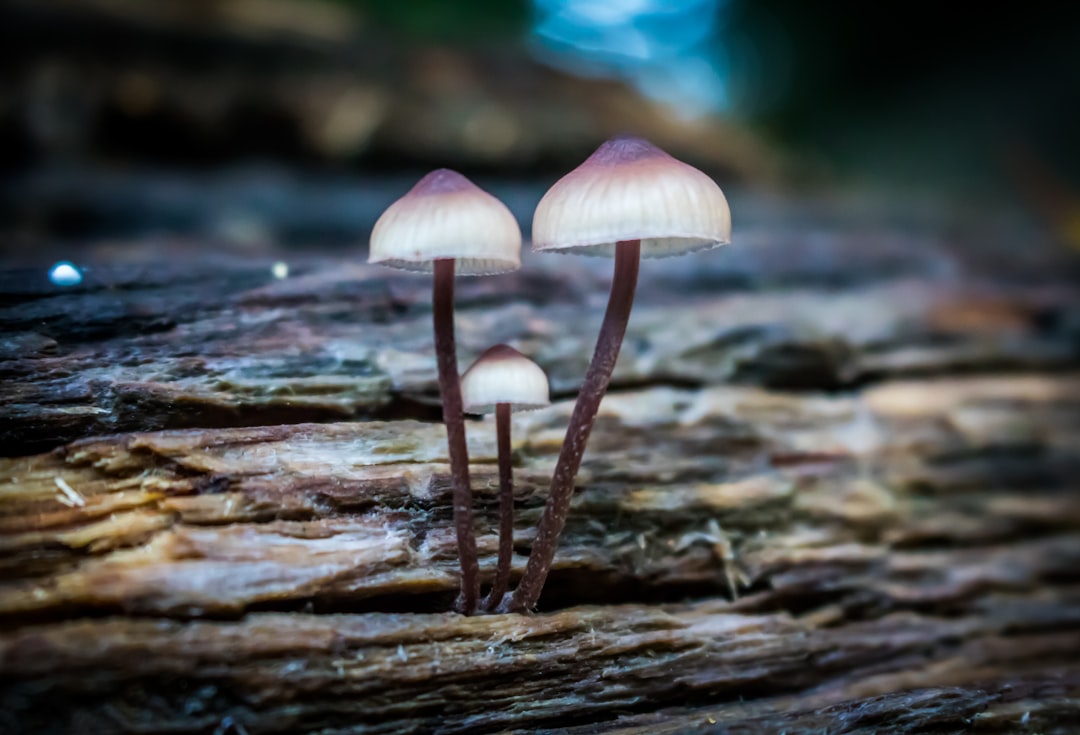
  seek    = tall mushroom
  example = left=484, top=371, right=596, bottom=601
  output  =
left=460, top=345, right=550, bottom=611
left=369, top=169, right=521, bottom=614
left=506, top=136, right=731, bottom=612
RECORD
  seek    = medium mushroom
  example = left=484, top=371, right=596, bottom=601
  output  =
left=460, top=344, right=550, bottom=611
left=506, top=136, right=731, bottom=612
left=369, top=169, right=521, bottom=614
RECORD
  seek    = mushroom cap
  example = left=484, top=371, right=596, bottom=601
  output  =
left=369, top=169, right=522, bottom=275
left=532, top=136, right=731, bottom=258
left=461, top=344, right=550, bottom=414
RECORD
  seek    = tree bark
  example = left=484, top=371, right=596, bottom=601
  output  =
left=1, top=198, right=1079, bottom=733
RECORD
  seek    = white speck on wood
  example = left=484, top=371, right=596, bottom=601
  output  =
left=54, top=477, right=85, bottom=507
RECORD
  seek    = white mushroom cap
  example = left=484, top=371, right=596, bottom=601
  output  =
left=369, top=169, right=522, bottom=275
left=461, top=345, right=550, bottom=414
left=532, top=136, right=731, bottom=258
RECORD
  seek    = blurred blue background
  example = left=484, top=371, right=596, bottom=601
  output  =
left=1, top=0, right=1078, bottom=256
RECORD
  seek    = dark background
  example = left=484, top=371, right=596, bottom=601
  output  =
left=1, top=0, right=1078, bottom=256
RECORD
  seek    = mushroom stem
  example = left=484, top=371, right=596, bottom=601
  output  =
left=433, top=258, right=480, bottom=615
left=484, top=402, right=515, bottom=611
left=508, top=240, right=641, bottom=612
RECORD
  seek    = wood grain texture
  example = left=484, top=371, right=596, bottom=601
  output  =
left=2, top=201, right=1079, bottom=732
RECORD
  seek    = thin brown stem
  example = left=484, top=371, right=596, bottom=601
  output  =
left=433, top=258, right=479, bottom=614
left=507, top=240, right=641, bottom=612
left=484, top=402, right=515, bottom=611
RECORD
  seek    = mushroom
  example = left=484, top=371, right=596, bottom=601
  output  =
left=507, top=136, right=731, bottom=612
left=460, top=344, right=550, bottom=611
left=369, top=169, right=521, bottom=614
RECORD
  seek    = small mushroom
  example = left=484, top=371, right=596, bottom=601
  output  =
left=508, top=137, right=731, bottom=612
left=460, top=344, right=550, bottom=612
left=369, top=169, right=521, bottom=614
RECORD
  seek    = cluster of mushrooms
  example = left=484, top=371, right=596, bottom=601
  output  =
left=368, top=136, right=732, bottom=614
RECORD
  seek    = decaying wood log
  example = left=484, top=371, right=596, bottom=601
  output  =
left=3, top=210, right=1078, bottom=456
left=2, top=375, right=1080, bottom=616
left=2, top=199, right=1080, bottom=732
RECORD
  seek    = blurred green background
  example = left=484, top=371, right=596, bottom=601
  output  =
left=1, top=0, right=1078, bottom=254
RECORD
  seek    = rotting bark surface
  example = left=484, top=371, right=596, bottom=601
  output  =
left=2, top=201, right=1080, bottom=733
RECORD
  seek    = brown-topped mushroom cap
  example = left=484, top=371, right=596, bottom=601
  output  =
left=532, top=136, right=731, bottom=258
left=461, top=344, right=550, bottom=415
left=369, top=169, right=522, bottom=275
